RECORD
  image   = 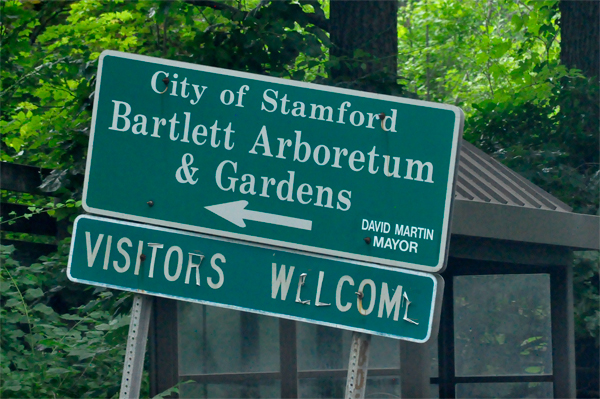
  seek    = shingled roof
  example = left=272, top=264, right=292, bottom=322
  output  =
left=455, top=140, right=571, bottom=212
left=451, top=140, right=598, bottom=250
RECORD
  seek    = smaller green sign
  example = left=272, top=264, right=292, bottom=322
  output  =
left=68, top=215, right=443, bottom=342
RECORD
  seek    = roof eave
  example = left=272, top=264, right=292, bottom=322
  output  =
left=451, top=199, right=600, bottom=250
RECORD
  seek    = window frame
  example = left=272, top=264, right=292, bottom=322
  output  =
left=435, top=257, right=574, bottom=398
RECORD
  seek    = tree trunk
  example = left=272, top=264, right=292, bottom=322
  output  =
left=559, top=0, right=600, bottom=80
left=329, top=0, right=399, bottom=94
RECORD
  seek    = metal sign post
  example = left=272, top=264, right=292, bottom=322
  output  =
left=119, top=294, right=153, bottom=399
left=345, top=332, right=371, bottom=399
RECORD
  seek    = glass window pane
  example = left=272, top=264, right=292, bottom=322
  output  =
left=297, top=323, right=350, bottom=370
left=456, top=382, right=553, bottom=398
left=299, top=377, right=345, bottom=398
left=297, top=322, right=400, bottom=370
left=365, top=376, right=401, bottom=398
left=178, top=302, right=280, bottom=374
left=369, top=335, right=400, bottom=369
left=454, top=274, right=552, bottom=377
left=180, top=380, right=281, bottom=399
left=298, top=377, right=400, bottom=398
left=430, top=383, right=439, bottom=398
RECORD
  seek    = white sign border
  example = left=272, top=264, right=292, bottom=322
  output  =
left=82, top=50, right=464, bottom=273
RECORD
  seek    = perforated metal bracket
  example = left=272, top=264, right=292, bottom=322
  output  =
left=120, top=294, right=153, bottom=399
left=345, top=332, right=371, bottom=399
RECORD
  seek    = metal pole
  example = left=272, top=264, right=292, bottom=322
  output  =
left=345, top=332, right=371, bottom=399
left=120, top=294, right=153, bottom=399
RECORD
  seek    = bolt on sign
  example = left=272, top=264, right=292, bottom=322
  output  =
left=68, top=215, right=443, bottom=342
left=83, top=51, right=463, bottom=273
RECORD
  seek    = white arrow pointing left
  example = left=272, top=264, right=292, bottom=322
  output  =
left=205, top=200, right=313, bottom=231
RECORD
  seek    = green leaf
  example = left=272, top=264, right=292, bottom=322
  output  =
left=8, top=330, right=25, bottom=338
left=495, top=333, right=506, bottom=345
left=0, top=280, right=12, bottom=293
left=47, top=367, right=70, bottom=375
left=521, top=336, right=542, bottom=345
left=95, top=323, right=112, bottom=331
left=5, top=298, right=23, bottom=308
left=67, top=348, right=96, bottom=360
left=475, top=52, right=489, bottom=65
left=25, top=288, right=44, bottom=300
left=60, top=313, right=83, bottom=321
left=490, top=41, right=511, bottom=58
left=525, top=366, right=542, bottom=374
left=32, top=303, right=54, bottom=315
left=2, top=379, right=22, bottom=391
left=511, top=14, right=523, bottom=32
left=38, top=338, right=61, bottom=346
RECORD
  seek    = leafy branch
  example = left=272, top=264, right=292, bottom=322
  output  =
left=0, top=199, right=81, bottom=226
left=183, top=0, right=329, bottom=31
left=0, top=56, right=73, bottom=100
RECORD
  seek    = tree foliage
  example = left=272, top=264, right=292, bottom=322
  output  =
left=1, top=0, right=329, bottom=176
left=1, top=1, right=329, bottom=396
left=1, top=243, right=133, bottom=397
left=396, top=1, right=598, bottom=350
left=398, top=0, right=567, bottom=104
left=1, top=0, right=598, bottom=396
left=396, top=0, right=598, bottom=215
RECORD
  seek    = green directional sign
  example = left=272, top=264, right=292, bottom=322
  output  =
left=68, top=215, right=443, bottom=342
left=83, top=51, right=463, bottom=272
